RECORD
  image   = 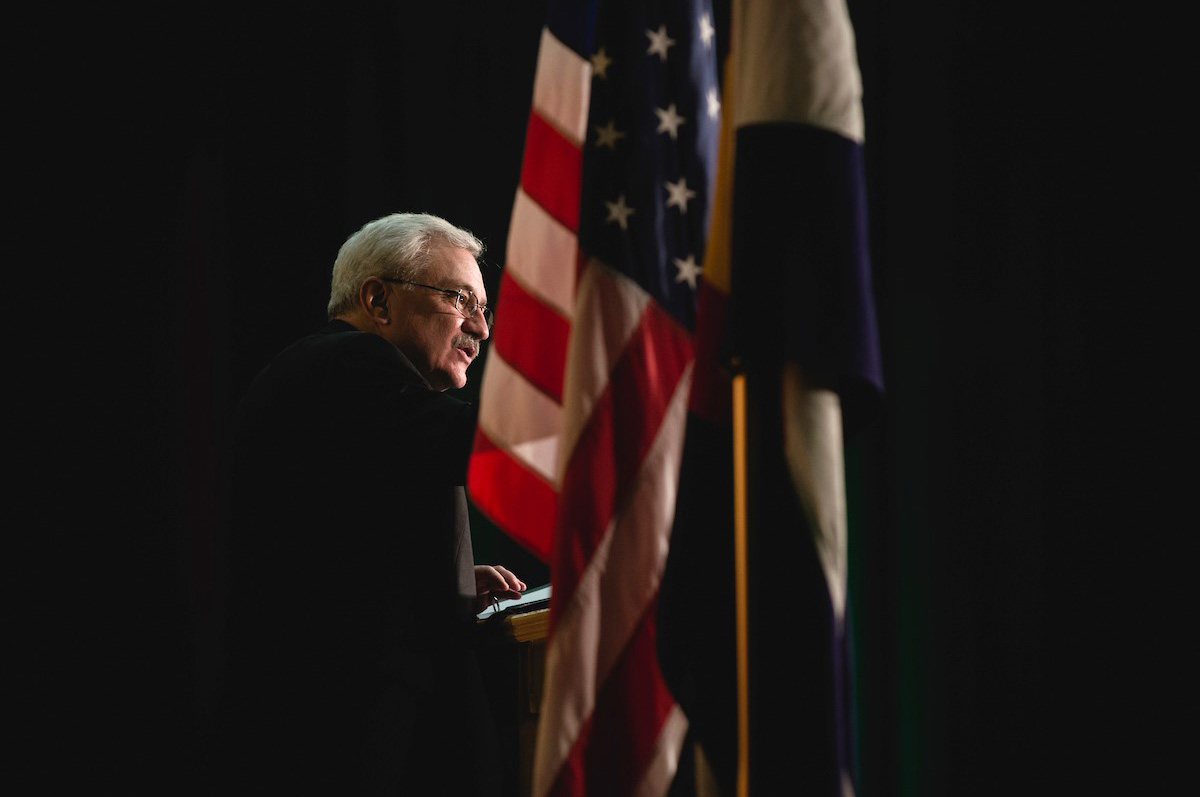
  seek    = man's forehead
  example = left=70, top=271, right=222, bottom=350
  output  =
left=429, top=244, right=485, bottom=296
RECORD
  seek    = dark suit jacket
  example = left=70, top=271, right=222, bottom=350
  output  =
left=218, top=320, right=500, bottom=795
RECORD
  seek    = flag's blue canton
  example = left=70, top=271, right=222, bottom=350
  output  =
left=578, top=0, right=720, bottom=332
left=546, top=0, right=599, bottom=59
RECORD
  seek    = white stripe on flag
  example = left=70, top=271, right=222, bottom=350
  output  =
left=532, top=27, right=592, bottom=146
left=558, top=261, right=651, bottom=463
left=732, top=0, right=865, bottom=142
left=633, top=705, right=690, bottom=797
left=505, top=187, right=578, bottom=319
left=476, top=350, right=563, bottom=485
left=781, top=367, right=848, bottom=621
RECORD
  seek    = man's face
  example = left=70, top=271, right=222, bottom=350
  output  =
left=387, top=244, right=490, bottom=391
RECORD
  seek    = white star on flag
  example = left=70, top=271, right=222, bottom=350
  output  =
left=699, top=13, right=715, bottom=47
left=654, top=103, right=686, bottom=139
left=591, top=47, right=612, bottom=79
left=646, top=25, right=675, bottom=62
left=707, top=87, right=721, bottom=119
left=605, top=194, right=635, bottom=229
left=672, top=254, right=702, bottom=289
left=665, top=177, right=697, bottom=211
left=594, top=119, right=626, bottom=149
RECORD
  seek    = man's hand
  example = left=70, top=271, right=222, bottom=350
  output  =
left=474, top=564, right=526, bottom=612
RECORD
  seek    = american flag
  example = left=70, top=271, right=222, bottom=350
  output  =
left=467, top=0, right=720, bottom=793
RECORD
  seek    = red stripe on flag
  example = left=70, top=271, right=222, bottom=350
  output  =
left=550, top=299, right=694, bottom=622
left=467, top=428, right=558, bottom=562
left=492, top=271, right=570, bottom=404
left=548, top=598, right=676, bottom=797
left=688, top=277, right=731, bottom=423
left=520, top=111, right=583, bottom=232
left=552, top=382, right=615, bottom=614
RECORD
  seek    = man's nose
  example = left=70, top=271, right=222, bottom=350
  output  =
left=464, top=309, right=490, bottom=340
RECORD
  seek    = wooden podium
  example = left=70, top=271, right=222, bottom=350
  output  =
left=476, top=606, right=549, bottom=797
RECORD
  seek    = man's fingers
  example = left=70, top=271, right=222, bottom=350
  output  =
left=490, top=565, right=526, bottom=592
left=475, top=564, right=526, bottom=596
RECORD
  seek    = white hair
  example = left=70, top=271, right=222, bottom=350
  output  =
left=327, top=212, right=484, bottom=319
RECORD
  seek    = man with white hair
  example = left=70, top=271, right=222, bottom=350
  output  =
left=220, top=212, right=524, bottom=794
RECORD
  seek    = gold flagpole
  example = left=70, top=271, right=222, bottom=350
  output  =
left=733, top=372, right=749, bottom=797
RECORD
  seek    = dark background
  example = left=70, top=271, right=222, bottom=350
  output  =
left=16, top=1, right=1186, bottom=795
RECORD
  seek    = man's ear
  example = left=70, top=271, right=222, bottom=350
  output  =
left=360, top=278, right=390, bottom=324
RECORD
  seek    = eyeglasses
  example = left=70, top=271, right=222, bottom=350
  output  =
left=383, top=278, right=494, bottom=329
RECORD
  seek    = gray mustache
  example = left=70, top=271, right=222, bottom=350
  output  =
left=453, top=333, right=481, bottom=358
